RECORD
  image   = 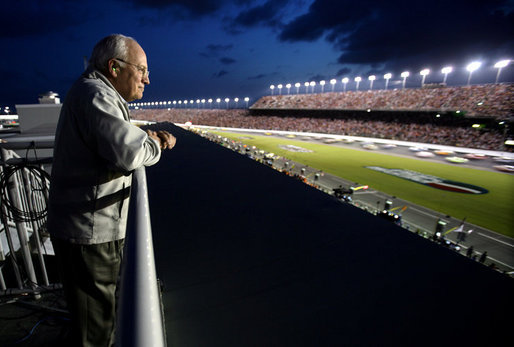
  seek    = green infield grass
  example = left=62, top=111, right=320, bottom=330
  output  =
left=208, top=130, right=514, bottom=237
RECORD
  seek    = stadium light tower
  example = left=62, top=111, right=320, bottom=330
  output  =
left=342, top=77, right=349, bottom=92
left=466, top=61, right=481, bottom=85
left=354, top=76, right=361, bottom=90
left=330, top=79, right=336, bottom=91
left=196, top=99, right=200, bottom=108
left=401, top=71, right=409, bottom=89
left=208, top=98, right=213, bottom=108
left=420, top=69, right=430, bottom=87
left=310, top=81, right=316, bottom=93
left=201, top=99, right=206, bottom=108
left=244, top=97, right=250, bottom=108
left=368, top=75, right=376, bottom=90
left=277, top=84, right=283, bottom=95
left=494, top=59, right=510, bottom=83
left=216, top=98, right=221, bottom=109
left=225, top=97, right=230, bottom=109
left=286, top=83, right=291, bottom=95
left=320, top=80, right=326, bottom=92
left=304, top=82, right=309, bottom=93
left=295, top=82, right=301, bottom=94
left=441, top=66, right=452, bottom=84
left=234, top=97, right=239, bottom=108
left=384, top=73, right=392, bottom=90
left=270, top=84, right=275, bottom=95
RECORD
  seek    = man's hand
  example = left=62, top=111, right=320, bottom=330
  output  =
left=146, top=130, right=176, bottom=150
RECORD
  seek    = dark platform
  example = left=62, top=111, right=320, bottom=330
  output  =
left=145, top=123, right=513, bottom=347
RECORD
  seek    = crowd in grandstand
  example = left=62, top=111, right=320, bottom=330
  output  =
left=131, top=83, right=512, bottom=151
left=132, top=108, right=507, bottom=151
left=252, top=84, right=514, bottom=118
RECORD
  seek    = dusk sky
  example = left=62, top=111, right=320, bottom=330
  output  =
left=1, top=0, right=513, bottom=110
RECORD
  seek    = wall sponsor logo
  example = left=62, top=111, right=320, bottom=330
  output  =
left=365, top=166, right=488, bottom=194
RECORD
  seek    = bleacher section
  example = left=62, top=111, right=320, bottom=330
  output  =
left=251, top=84, right=514, bottom=118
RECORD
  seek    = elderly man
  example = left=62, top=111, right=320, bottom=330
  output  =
left=48, top=34, right=175, bottom=346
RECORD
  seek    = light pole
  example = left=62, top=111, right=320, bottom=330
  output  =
left=310, top=81, right=316, bottom=93
left=270, top=84, right=275, bottom=95
left=330, top=79, right=336, bottom=92
left=466, top=61, right=481, bottom=85
left=234, top=97, right=239, bottom=108
left=286, top=83, right=291, bottom=95
left=196, top=99, right=200, bottom=108
left=368, top=75, right=376, bottom=90
left=208, top=98, right=213, bottom=109
left=420, top=68, right=430, bottom=87
left=295, top=82, right=301, bottom=94
left=216, top=98, right=221, bottom=109
left=304, top=82, right=309, bottom=93
left=441, top=66, right=452, bottom=84
left=184, top=100, right=188, bottom=108
left=277, top=84, right=283, bottom=95
left=320, top=80, right=326, bottom=92
left=494, top=59, right=510, bottom=83
left=201, top=99, right=206, bottom=108
left=244, top=97, right=249, bottom=108
left=342, top=77, right=349, bottom=92
left=401, top=71, right=409, bottom=89
left=225, top=98, right=230, bottom=109
left=384, top=73, right=392, bottom=90
left=354, top=77, right=361, bottom=90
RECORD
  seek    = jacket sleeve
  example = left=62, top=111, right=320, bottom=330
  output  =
left=88, top=90, right=161, bottom=172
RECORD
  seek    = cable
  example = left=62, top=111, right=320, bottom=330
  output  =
left=14, top=315, right=70, bottom=344
left=0, top=163, right=50, bottom=223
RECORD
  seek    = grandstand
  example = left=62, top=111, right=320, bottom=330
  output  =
left=131, top=83, right=513, bottom=151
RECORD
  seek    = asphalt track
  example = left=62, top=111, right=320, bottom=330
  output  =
left=198, top=126, right=514, bottom=273
left=144, top=122, right=514, bottom=347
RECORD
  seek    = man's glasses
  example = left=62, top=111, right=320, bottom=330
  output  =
left=114, top=58, right=149, bottom=78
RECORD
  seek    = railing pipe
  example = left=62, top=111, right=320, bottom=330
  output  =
left=116, top=166, right=166, bottom=347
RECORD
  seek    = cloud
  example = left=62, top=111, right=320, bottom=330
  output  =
left=278, top=0, right=514, bottom=70
left=213, top=70, right=229, bottom=78
left=220, top=57, right=237, bottom=64
left=248, top=73, right=268, bottom=80
left=129, top=0, right=228, bottom=16
left=230, top=0, right=289, bottom=29
left=200, top=44, right=234, bottom=58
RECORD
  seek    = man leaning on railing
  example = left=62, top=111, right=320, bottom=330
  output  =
left=47, top=34, right=175, bottom=347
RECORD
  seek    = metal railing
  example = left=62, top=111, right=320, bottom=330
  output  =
left=116, top=166, right=166, bottom=346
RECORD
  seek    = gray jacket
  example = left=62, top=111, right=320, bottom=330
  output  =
left=48, top=68, right=161, bottom=244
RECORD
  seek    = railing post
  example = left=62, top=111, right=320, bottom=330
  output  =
left=116, top=166, right=166, bottom=347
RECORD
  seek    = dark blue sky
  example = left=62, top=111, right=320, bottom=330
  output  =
left=1, top=0, right=513, bottom=110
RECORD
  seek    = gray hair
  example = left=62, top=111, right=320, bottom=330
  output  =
left=88, top=34, right=136, bottom=72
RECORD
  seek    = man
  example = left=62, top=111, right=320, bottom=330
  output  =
left=47, top=34, right=175, bottom=346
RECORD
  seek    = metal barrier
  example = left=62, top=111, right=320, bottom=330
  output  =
left=0, top=147, right=51, bottom=295
left=116, top=166, right=167, bottom=347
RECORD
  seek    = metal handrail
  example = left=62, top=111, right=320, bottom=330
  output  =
left=116, top=166, right=166, bottom=347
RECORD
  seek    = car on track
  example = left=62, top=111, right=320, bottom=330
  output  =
left=416, top=151, right=435, bottom=158
left=493, top=165, right=514, bottom=173
left=464, top=153, right=487, bottom=160
left=445, top=156, right=469, bottom=163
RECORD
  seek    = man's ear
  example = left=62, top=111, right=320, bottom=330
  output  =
left=107, top=59, right=118, bottom=77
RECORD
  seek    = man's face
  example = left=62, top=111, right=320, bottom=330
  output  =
left=111, top=40, right=150, bottom=102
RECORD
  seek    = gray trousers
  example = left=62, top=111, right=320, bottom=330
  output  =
left=52, top=238, right=124, bottom=347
